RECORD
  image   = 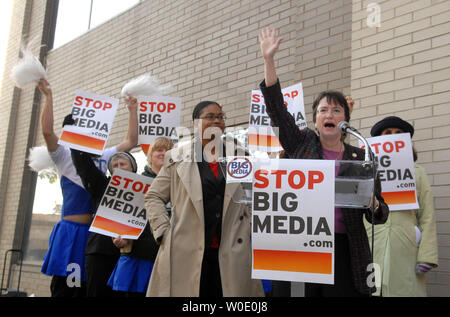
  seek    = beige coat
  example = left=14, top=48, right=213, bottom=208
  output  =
left=144, top=140, right=264, bottom=297
left=365, top=163, right=438, bottom=296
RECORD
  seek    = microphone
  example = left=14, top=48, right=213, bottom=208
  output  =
left=338, top=121, right=359, bottom=134
left=338, top=121, right=371, bottom=162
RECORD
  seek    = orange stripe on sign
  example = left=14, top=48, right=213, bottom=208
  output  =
left=253, top=249, right=332, bottom=274
left=92, top=215, right=141, bottom=237
left=141, top=144, right=150, bottom=155
left=248, top=134, right=281, bottom=148
left=382, top=190, right=416, bottom=205
left=60, top=130, right=105, bottom=150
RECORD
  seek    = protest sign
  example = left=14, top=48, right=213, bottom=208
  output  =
left=138, top=95, right=181, bottom=154
left=89, top=169, right=152, bottom=239
left=362, top=133, right=418, bottom=211
left=59, top=90, right=119, bottom=155
left=248, top=83, right=306, bottom=152
left=225, top=156, right=254, bottom=183
left=252, top=158, right=335, bottom=284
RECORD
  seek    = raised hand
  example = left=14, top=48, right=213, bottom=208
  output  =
left=124, top=95, right=137, bottom=111
left=37, top=78, right=52, bottom=97
left=345, top=96, right=354, bottom=115
left=259, top=27, right=283, bottom=87
left=258, top=26, right=283, bottom=61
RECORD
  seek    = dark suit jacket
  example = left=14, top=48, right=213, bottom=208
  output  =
left=260, top=79, right=389, bottom=294
left=197, top=159, right=226, bottom=251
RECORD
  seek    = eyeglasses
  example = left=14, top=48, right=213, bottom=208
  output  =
left=200, top=114, right=227, bottom=121
left=316, top=107, right=344, bottom=115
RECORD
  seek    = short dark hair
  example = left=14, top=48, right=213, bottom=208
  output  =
left=192, top=101, right=221, bottom=121
left=312, top=90, right=350, bottom=123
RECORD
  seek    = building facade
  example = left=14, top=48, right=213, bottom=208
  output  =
left=0, top=0, right=448, bottom=296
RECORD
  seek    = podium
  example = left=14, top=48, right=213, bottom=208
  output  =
left=221, top=158, right=377, bottom=209
left=335, top=160, right=377, bottom=209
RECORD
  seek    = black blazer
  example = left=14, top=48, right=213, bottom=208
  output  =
left=197, top=158, right=226, bottom=251
left=71, top=150, right=161, bottom=261
left=71, top=149, right=119, bottom=257
left=260, top=79, right=389, bottom=294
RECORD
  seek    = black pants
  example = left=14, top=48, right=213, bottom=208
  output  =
left=199, top=248, right=223, bottom=297
left=115, top=291, right=146, bottom=298
left=271, top=280, right=291, bottom=297
left=305, top=234, right=368, bottom=297
left=85, top=253, right=120, bottom=297
left=50, top=275, right=86, bottom=297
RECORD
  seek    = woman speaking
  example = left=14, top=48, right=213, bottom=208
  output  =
left=258, top=27, right=389, bottom=297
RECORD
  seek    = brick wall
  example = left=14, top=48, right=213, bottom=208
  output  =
left=0, top=0, right=448, bottom=297
left=41, top=0, right=352, bottom=137
left=0, top=0, right=53, bottom=297
left=0, top=1, right=27, bottom=254
left=351, top=0, right=450, bottom=296
left=295, top=0, right=353, bottom=123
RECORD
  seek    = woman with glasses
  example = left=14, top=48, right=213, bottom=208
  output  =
left=258, top=27, right=389, bottom=297
left=144, top=101, right=264, bottom=297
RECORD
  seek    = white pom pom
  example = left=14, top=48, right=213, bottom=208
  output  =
left=28, top=146, right=55, bottom=172
left=121, top=73, right=171, bottom=97
left=11, top=42, right=47, bottom=88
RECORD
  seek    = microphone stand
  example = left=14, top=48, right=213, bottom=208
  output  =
left=343, top=126, right=377, bottom=296
left=344, top=128, right=371, bottom=162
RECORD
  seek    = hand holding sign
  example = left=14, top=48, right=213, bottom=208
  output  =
left=361, top=133, right=418, bottom=211
left=124, top=95, right=138, bottom=111
left=89, top=169, right=153, bottom=239
left=58, top=90, right=119, bottom=155
left=112, top=236, right=130, bottom=248
left=138, top=95, right=181, bottom=154
left=37, top=79, right=52, bottom=98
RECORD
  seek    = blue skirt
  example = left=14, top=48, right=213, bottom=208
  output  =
left=107, top=255, right=154, bottom=293
left=41, top=219, right=90, bottom=281
left=262, top=280, right=272, bottom=293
